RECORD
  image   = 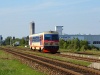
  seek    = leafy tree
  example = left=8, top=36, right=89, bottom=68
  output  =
left=67, top=40, right=73, bottom=49
left=5, top=36, right=12, bottom=45
left=59, top=38, right=99, bottom=52
left=20, top=38, right=25, bottom=46
left=63, top=42, right=67, bottom=49
left=73, top=38, right=80, bottom=50
left=59, top=39, right=65, bottom=48
left=25, top=36, right=29, bottom=45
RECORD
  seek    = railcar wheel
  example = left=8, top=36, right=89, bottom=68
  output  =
left=33, top=48, right=36, bottom=51
left=30, top=47, right=32, bottom=50
left=51, top=52, right=56, bottom=54
left=38, top=48, right=41, bottom=52
left=41, top=48, right=45, bottom=53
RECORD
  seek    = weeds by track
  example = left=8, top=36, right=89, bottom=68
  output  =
left=1, top=47, right=100, bottom=75
left=56, top=53, right=100, bottom=63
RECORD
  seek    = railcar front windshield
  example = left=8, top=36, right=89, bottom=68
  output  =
left=44, top=34, right=59, bottom=41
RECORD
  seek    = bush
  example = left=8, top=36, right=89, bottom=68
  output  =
left=59, top=38, right=99, bottom=52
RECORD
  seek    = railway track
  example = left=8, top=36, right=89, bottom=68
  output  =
left=3, top=47, right=100, bottom=63
left=1, top=47, right=100, bottom=75
left=16, top=47, right=100, bottom=62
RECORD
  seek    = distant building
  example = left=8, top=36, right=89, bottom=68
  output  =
left=30, top=22, right=35, bottom=35
left=0, top=35, right=3, bottom=45
left=0, top=35, right=2, bottom=40
left=55, top=26, right=63, bottom=35
left=55, top=26, right=100, bottom=48
left=59, top=34, right=100, bottom=48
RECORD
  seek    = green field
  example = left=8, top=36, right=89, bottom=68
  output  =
left=0, top=50, right=46, bottom=75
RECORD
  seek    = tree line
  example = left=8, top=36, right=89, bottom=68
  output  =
left=1, top=36, right=29, bottom=46
left=59, top=38, right=99, bottom=52
left=1, top=36, right=99, bottom=51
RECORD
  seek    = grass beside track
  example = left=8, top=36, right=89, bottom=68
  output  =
left=82, top=50, right=100, bottom=56
left=24, top=51, right=91, bottom=67
left=0, top=50, right=46, bottom=75
left=59, top=49, right=100, bottom=56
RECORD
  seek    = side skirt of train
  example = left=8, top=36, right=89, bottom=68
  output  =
left=30, top=45, right=59, bottom=53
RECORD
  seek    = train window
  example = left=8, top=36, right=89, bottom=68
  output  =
left=52, top=34, right=59, bottom=40
left=44, top=35, right=51, bottom=40
left=44, top=34, right=59, bottom=41
left=32, top=36, right=40, bottom=42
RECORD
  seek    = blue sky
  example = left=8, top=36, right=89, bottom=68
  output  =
left=0, top=0, right=100, bottom=39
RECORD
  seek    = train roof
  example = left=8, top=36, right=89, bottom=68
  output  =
left=29, top=31, right=58, bottom=37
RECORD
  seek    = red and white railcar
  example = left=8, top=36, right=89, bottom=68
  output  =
left=29, top=31, right=59, bottom=53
